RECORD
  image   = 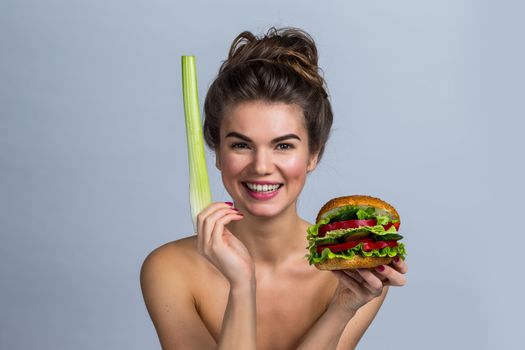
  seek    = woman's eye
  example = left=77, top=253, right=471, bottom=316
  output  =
left=231, top=142, right=249, bottom=149
left=277, top=143, right=294, bottom=150
left=230, top=143, right=294, bottom=150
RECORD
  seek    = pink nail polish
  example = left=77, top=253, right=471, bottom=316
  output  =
left=376, top=265, right=385, bottom=272
left=393, top=256, right=400, bottom=263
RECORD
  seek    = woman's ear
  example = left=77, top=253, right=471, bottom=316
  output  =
left=307, top=152, right=319, bottom=173
left=215, top=150, right=221, bottom=171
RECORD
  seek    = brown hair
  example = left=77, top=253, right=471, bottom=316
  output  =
left=203, top=27, right=333, bottom=162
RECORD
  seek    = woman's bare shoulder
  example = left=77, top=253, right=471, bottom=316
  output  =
left=149, top=235, right=199, bottom=255
left=140, top=236, right=205, bottom=313
left=141, top=235, right=201, bottom=276
left=140, top=236, right=221, bottom=348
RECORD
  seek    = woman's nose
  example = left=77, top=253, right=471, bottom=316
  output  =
left=252, top=149, right=274, bottom=175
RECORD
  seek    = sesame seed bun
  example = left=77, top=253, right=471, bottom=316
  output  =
left=316, top=195, right=400, bottom=223
left=314, top=255, right=394, bottom=270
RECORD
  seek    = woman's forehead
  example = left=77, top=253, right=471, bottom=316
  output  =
left=220, top=101, right=307, bottom=137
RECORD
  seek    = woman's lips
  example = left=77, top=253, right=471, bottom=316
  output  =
left=242, top=182, right=283, bottom=200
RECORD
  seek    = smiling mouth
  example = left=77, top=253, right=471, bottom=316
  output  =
left=242, top=182, right=284, bottom=193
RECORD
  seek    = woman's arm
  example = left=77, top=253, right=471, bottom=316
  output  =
left=140, top=246, right=216, bottom=349
left=196, top=202, right=257, bottom=349
left=297, top=259, right=408, bottom=350
left=336, top=286, right=389, bottom=349
left=217, top=279, right=257, bottom=350
left=296, top=288, right=388, bottom=350
left=296, top=300, right=357, bottom=349
left=140, top=202, right=257, bottom=349
left=140, top=244, right=257, bottom=350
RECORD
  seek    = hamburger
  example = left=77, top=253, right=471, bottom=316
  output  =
left=306, top=195, right=406, bottom=270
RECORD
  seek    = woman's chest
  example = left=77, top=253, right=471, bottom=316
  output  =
left=194, top=271, right=337, bottom=350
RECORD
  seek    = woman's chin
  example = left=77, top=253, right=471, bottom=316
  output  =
left=241, top=201, right=296, bottom=219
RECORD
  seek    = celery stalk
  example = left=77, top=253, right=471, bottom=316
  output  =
left=182, top=56, right=212, bottom=231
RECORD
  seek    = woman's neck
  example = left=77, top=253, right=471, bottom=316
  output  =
left=227, top=204, right=311, bottom=267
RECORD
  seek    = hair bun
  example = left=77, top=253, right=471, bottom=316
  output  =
left=205, top=26, right=333, bottom=164
left=220, top=27, right=325, bottom=92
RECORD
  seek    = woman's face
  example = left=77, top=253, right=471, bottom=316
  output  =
left=216, top=100, right=318, bottom=217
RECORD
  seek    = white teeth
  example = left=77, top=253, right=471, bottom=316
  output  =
left=245, top=182, right=281, bottom=192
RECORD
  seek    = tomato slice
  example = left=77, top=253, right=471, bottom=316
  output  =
left=384, top=222, right=401, bottom=231
left=318, top=219, right=400, bottom=237
left=316, top=238, right=398, bottom=254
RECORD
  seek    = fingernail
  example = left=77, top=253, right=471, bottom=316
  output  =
left=225, top=202, right=233, bottom=206
left=376, top=265, right=385, bottom=272
left=393, top=256, right=400, bottom=263
left=233, top=208, right=240, bottom=211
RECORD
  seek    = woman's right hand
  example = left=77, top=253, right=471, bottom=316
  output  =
left=197, top=202, right=254, bottom=288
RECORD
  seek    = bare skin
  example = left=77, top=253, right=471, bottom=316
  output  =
left=140, top=101, right=408, bottom=349
left=141, top=219, right=406, bottom=349
left=148, top=228, right=337, bottom=349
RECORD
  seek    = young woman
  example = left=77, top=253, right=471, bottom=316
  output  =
left=140, top=27, right=408, bottom=350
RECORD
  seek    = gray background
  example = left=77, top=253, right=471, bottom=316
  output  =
left=1, top=0, right=524, bottom=349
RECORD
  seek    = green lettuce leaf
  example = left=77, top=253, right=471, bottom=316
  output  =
left=375, top=215, right=391, bottom=225
left=308, top=224, right=401, bottom=248
left=307, top=205, right=399, bottom=239
left=306, top=242, right=407, bottom=265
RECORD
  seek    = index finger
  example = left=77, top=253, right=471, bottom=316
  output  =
left=197, top=202, right=234, bottom=251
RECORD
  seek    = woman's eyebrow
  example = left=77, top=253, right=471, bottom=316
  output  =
left=225, top=131, right=301, bottom=143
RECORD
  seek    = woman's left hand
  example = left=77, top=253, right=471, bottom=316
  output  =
left=329, top=257, right=408, bottom=315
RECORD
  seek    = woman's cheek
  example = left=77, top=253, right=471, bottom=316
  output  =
left=278, top=156, right=310, bottom=178
left=220, top=153, right=245, bottom=175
